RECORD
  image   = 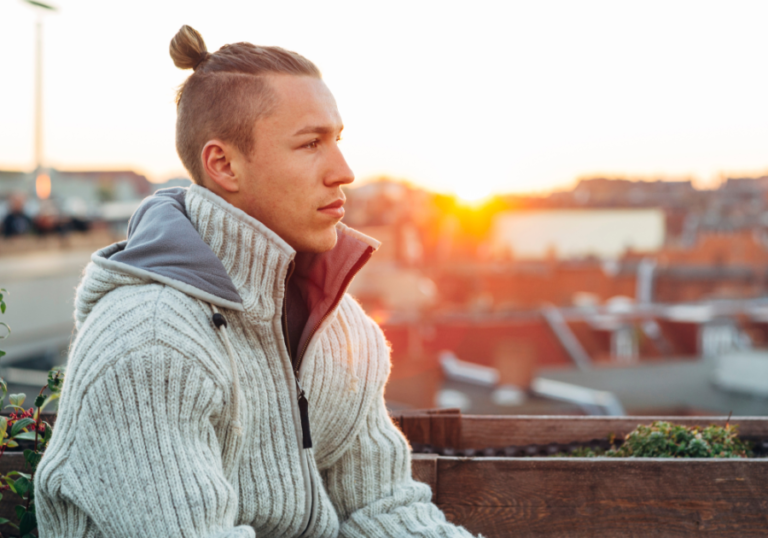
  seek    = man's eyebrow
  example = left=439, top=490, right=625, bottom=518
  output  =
left=292, top=125, right=344, bottom=136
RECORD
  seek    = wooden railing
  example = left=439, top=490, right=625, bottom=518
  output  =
left=396, top=410, right=768, bottom=537
left=1, top=412, right=766, bottom=536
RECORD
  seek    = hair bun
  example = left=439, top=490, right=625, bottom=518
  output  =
left=170, top=25, right=208, bottom=70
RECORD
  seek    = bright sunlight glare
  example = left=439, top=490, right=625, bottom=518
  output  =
left=455, top=184, right=493, bottom=205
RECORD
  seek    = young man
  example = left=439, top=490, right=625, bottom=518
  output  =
left=35, top=26, right=477, bottom=538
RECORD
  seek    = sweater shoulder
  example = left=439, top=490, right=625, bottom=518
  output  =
left=338, top=293, right=391, bottom=375
left=80, top=282, right=214, bottom=340
left=68, top=283, right=226, bottom=392
left=338, top=293, right=386, bottom=340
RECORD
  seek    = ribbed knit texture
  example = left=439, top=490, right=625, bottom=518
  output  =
left=35, top=186, right=477, bottom=538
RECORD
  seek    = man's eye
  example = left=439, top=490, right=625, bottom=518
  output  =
left=305, top=140, right=319, bottom=149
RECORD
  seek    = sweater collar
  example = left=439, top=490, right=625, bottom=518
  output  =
left=89, top=184, right=378, bottom=329
left=185, top=185, right=296, bottom=320
left=185, top=185, right=380, bottom=329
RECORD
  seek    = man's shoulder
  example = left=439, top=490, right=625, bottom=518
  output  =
left=70, top=282, right=224, bottom=384
left=80, top=282, right=213, bottom=342
left=338, top=294, right=383, bottom=333
left=335, top=294, right=390, bottom=369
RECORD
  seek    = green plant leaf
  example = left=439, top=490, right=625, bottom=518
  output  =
left=14, top=505, right=25, bottom=521
left=8, top=393, right=25, bottom=408
left=11, top=418, right=35, bottom=438
left=0, top=517, right=9, bottom=525
left=34, top=395, right=45, bottom=408
left=23, top=449, right=41, bottom=469
left=42, top=421, right=52, bottom=443
left=19, top=511, right=36, bottom=536
left=14, top=431, right=38, bottom=442
left=47, top=366, right=65, bottom=393
left=0, top=322, right=9, bottom=339
left=38, top=392, right=59, bottom=413
left=0, top=416, right=8, bottom=439
left=7, top=472, right=31, bottom=480
left=14, top=477, right=30, bottom=496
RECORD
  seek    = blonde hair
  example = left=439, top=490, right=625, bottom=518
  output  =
left=169, top=25, right=321, bottom=184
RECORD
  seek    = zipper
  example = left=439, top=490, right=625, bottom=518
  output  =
left=295, top=377, right=313, bottom=449
left=280, top=259, right=315, bottom=537
left=283, top=260, right=314, bottom=449
left=288, top=245, right=374, bottom=449
left=286, top=245, right=374, bottom=538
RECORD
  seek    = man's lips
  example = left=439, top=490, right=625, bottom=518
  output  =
left=318, top=199, right=345, bottom=219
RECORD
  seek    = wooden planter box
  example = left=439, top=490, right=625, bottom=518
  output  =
left=399, top=411, right=768, bottom=537
left=1, top=413, right=766, bottom=536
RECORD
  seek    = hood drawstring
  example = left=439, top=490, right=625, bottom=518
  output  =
left=211, top=306, right=243, bottom=437
left=339, top=311, right=360, bottom=393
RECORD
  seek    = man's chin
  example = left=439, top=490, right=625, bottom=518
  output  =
left=293, top=229, right=338, bottom=254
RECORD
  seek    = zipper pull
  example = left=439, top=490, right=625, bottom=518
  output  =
left=297, top=389, right=313, bottom=449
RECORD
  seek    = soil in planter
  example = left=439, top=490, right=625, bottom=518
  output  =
left=554, top=421, right=753, bottom=458
left=411, top=421, right=768, bottom=459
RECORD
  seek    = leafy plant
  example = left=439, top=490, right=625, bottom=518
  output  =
left=0, top=289, right=9, bottom=360
left=0, top=368, right=64, bottom=537
left=612, top=421, right=751, bottom=458
left=555, top=421, right=752, bottom=458
left=0, top=287, right=66, bottom=537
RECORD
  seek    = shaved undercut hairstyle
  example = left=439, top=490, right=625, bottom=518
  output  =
left=169, top=25, right=321, bottom=184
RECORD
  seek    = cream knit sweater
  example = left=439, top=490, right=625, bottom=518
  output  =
left=35, top=186, right=475, bottom=538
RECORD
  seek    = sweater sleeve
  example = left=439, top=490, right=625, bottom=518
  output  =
left=321, top=395, right=478, bottom=538
left=35, top=345, right=255, bottom=538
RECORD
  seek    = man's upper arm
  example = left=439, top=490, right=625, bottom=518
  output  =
left=36, top=337, right=254, bottom=538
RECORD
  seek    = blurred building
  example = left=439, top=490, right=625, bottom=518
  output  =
left=492, top=209, right=665, bottom=260
left=4, top=173, right=768, bottom=417
left=343, top=175, right=768, bottom=416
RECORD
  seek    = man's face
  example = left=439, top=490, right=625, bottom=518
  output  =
left=233, top=75, right=354, bottom=253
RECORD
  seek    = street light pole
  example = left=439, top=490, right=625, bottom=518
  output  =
left=34, top=16, right=43, bottom=173
left=22, top=0, right=57, bottom=199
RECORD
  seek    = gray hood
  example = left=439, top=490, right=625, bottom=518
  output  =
left=93, top=187, right=244, bottom=312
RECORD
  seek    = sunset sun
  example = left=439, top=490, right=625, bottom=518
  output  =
left=455, top=184, right=493, bottom=205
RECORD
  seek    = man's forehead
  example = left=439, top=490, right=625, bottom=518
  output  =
left=266, top=75, right=342, bottom=133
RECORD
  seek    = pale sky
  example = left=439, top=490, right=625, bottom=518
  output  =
left=1, top=0, right=767, bottom=200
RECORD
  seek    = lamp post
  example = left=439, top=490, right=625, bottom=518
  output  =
left=22, top=0, right=57, bottom=199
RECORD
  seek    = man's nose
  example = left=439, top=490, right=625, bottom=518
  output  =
left=325, top=146, right=355, bottom=187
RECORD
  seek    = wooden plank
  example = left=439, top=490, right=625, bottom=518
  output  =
left=426, top=408, right=462, bottom=415
left=401, top=414, right=432, bottom=446
left=394, top=409, right=461, bottom=447
left=436, top=457, right=768, bottom=537
left=430, top=413, right=462, bottom=449
left=411, top=453, right=438, bottom=500
left=460, top=416, right=768, bottom=449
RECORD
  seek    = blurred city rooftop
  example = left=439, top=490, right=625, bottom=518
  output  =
left=2, top=171, right=768, bottom=417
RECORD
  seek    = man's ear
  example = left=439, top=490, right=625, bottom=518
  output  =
left=201, top=140, right=240, bottom=193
